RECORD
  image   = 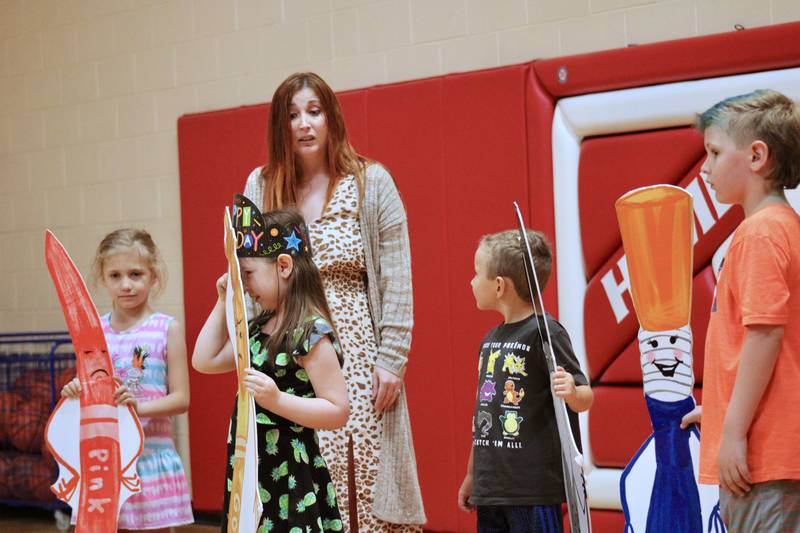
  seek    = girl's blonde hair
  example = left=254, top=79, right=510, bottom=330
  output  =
left=92, top=228, right=167, bottom=298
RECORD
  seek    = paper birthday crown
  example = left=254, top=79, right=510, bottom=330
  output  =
left=232, top=194, right=313, bottom=259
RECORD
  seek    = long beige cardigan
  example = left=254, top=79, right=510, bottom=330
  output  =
left=243, top=163, right=427, bottom=525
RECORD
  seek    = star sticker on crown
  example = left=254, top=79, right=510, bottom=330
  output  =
left=284, top=231, right=302, bottom=251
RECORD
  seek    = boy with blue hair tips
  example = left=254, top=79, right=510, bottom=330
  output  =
left=684, top=89, right=800, bottom=532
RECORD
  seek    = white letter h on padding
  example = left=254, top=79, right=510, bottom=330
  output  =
left=600, top=255, right=630, bottom=324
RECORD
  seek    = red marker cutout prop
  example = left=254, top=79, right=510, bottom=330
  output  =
left=224, top=207, right=262, bottom=532
left=43, top=230, right=144, bottom=532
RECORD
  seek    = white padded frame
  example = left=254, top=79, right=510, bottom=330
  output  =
left=552, top=67, right=800, bottom=509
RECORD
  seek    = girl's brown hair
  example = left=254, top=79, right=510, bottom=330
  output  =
left=258, top=209, right=337, bottom=365
left=260, top=72, right=367, bottom=212
left=92, top=228, right=167, bottom=297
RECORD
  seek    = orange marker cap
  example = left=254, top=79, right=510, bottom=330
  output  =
left=615, top=185, right=694, bottom=331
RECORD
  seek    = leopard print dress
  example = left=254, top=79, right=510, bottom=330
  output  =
left=310, top=176, right=421, bottom=533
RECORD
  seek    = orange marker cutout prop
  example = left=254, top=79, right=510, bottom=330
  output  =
left=43, top=230, right=144, bottom=533
left=616, top=186, right=724, bottom=532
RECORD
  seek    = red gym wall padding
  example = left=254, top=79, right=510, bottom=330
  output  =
left=178, top=64, right=551, bottom=531
left=178, top=22, right=800, bottom=532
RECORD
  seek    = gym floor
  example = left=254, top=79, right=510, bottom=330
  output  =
left=0, top=505, right=219, bottom=533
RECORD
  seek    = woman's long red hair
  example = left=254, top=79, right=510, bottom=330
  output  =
left=260, top=72, right=366, bottom=211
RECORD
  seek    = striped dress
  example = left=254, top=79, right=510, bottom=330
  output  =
left=103, top=312, right=194, bottom=530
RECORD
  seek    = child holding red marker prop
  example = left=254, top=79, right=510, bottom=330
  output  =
left=61, top=229, right=193, bottom=532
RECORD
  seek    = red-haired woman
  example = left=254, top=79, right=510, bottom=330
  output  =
left=243, top=72, right=425, bottom=532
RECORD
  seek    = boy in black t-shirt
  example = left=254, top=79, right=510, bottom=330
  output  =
left=458, top=229, right=593, bottom=533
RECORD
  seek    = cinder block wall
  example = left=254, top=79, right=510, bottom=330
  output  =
left=1, top=0, right=797, bottom=492
left=2, top=0, right=798, bottom=331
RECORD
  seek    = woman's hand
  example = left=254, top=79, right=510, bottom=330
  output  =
left=216, top=273, right=229, bottom=300
left=680, top=405, right=702, bottom=429
left=113, top=377, right=138, bottom=412
left=372, top=366, right=402, bottom=413
left=61, top=377, right=81, bottom=399
left=243, top=368, right=280, bottom=410
left=551, top=366, right=577, bottom=401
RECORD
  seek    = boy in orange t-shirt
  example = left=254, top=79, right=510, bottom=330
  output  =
left=681, top=90, right=800, bottom=531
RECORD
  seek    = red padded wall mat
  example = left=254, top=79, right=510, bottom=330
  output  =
left=525, top=66, right=558, bottom=315
left=178, top=23, right=796, bottom=531
left=178, top=65, right=540, bottom=531
left=578, top=127, right=705, bottom=279
left=440, top=66, right=531, bottom=531
left=178, top=103, right=269, bottom=512
left=534, top=21, right=800, bottom=98
left=366, top=77, right=455, bottom=526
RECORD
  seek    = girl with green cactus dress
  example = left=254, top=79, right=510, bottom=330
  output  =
left=192, top=201, right=349, bottom=532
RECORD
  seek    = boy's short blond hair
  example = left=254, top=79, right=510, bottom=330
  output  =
left=478, top=229, right=552, bottom=303
left=696, top=89, right=800, bottom=190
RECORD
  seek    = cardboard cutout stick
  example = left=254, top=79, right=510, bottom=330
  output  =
left=513, top=202, right=592, bottom=533
left=43, top=230, right=144, bottom=533
left=224, top=207, right=263, bottom=532
left=615, top=186, right=724, bottom=533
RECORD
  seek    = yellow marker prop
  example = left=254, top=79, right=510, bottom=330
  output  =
left=224, top=208, right=262, bottom=532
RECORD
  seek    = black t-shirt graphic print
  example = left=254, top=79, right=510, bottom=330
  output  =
left=470, top=313, right=588, bottom=506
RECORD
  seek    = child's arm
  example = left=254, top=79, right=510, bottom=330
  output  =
left=191, top=274, right=236, bottom=374
left=718, top=324, right=784, bottom=496
left=552, top=366, right=593, bottom=412
left=60, top=376, right=160, bottom=415
left=550, top=328, right=593, bottom=412
left=457, top=447, right=474, bottom=512
left=243, top=337, right=349, bottom=430
left=128, top=320, right=191, bottom=417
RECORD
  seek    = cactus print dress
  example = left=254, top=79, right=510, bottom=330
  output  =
left=221, top=314, right=344, bottom=533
